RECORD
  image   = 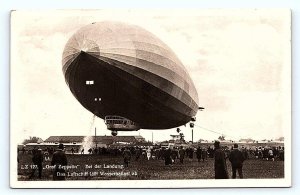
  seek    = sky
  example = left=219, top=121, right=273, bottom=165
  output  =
left=10, top=9, right=291, bottom=144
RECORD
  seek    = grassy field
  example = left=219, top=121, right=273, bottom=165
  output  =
left=17, top=153, right=284, bottom=180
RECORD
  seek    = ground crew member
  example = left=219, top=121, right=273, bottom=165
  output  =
left=229, top=144, right=245, bottom=179
left=51, top=143, right=68, bottom=180
left=123, top=147, right=132, bottom=168
left=29, top=148, right=43, bottom=179
left=214, top=141, right=229, bottom=179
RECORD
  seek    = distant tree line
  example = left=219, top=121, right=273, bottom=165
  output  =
left=22, top=136, right=43, bottom=145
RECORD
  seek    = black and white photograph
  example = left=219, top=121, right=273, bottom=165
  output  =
left=10, top=9, right=291, bottom=188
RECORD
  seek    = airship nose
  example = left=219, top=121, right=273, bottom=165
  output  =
left=62, top=35, right=100, bottom=74
left=76, top=36, right=100, bottom=56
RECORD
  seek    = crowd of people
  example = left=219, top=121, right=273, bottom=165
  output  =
left=214, top=141, right=285, bottom=179
left=18, top=142, right=284, bottom=180
left=77, top=144, right=284, bottom=163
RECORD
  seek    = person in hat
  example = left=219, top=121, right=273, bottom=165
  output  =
left=229, top=143, right=245, bottom=179
left=214, top=141, right=229, bottom=179
left=51, top=143, right=68, bottom=180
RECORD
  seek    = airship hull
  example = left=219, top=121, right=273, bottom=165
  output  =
left=62, top=22, right=199, bottom=130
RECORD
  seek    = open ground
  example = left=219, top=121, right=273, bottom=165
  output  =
left=17, top=153, right=284, bottom=180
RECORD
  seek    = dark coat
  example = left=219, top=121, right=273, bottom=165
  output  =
left=196, top=148, right=202, bottom=159
left=32, top=151, right=43, bottom=165
left=187, top=148, right=194, bottom=159
left=214, top=148, right=229, bottom=179
left=51, top=150, right=68, bottom=180
left=171, top=150, right=178, bottom=159
left=201, top=149, right=208, bottom=159
left=123, top=149, right=132, bottom=162
left=164, top=149, right=172, bottom=165
left=229, top=149, right=245, bottom=168
left=179, top=149, right=185, bottom=159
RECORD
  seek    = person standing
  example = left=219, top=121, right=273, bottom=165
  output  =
left=155, top=148, right=160, bottom=160
left=135, top=147, right=141, bottom=161
left=241, top=146, right=248, bottom=160
left=71, top=147, right=75, bottom=154
left=189, top=147, right=194, bottom=160
left=160, top=147, right=166, bottom=160
left=196, top=146, right=202, bottom=162
left=214, top=141, right=229, bottom=179
left=123, top=147, right=132, bottom=168
left=279, top=146, right=284, bottom=161
left=268, top=148, right=274, bottom=161
left=146, top=147, right=151, bottom=160
left=51, top=144, right=68, bottom=180
left=171, top=147, right=179, bottom=164
left=179, top=146, right=185, bottom=164
left=201, top=147, right=208, bottom=161
left=94, top=147, right=98, bottom=155
left=164, top=147, right=172, bottom=166
left=22, top=146, right=26, bottom=154
left=229, top=144, right=245, bottom=179
left=255, top=147, right=259, bottom=159
left=29, top=148, right=43, bottom=179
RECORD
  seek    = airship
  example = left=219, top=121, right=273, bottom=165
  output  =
left=62, top=21, right=199, bottom=136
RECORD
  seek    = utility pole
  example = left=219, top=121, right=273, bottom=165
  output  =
left=192, top=128, right=194, bottom=144
left=152, top=131, right=153, bottom=143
